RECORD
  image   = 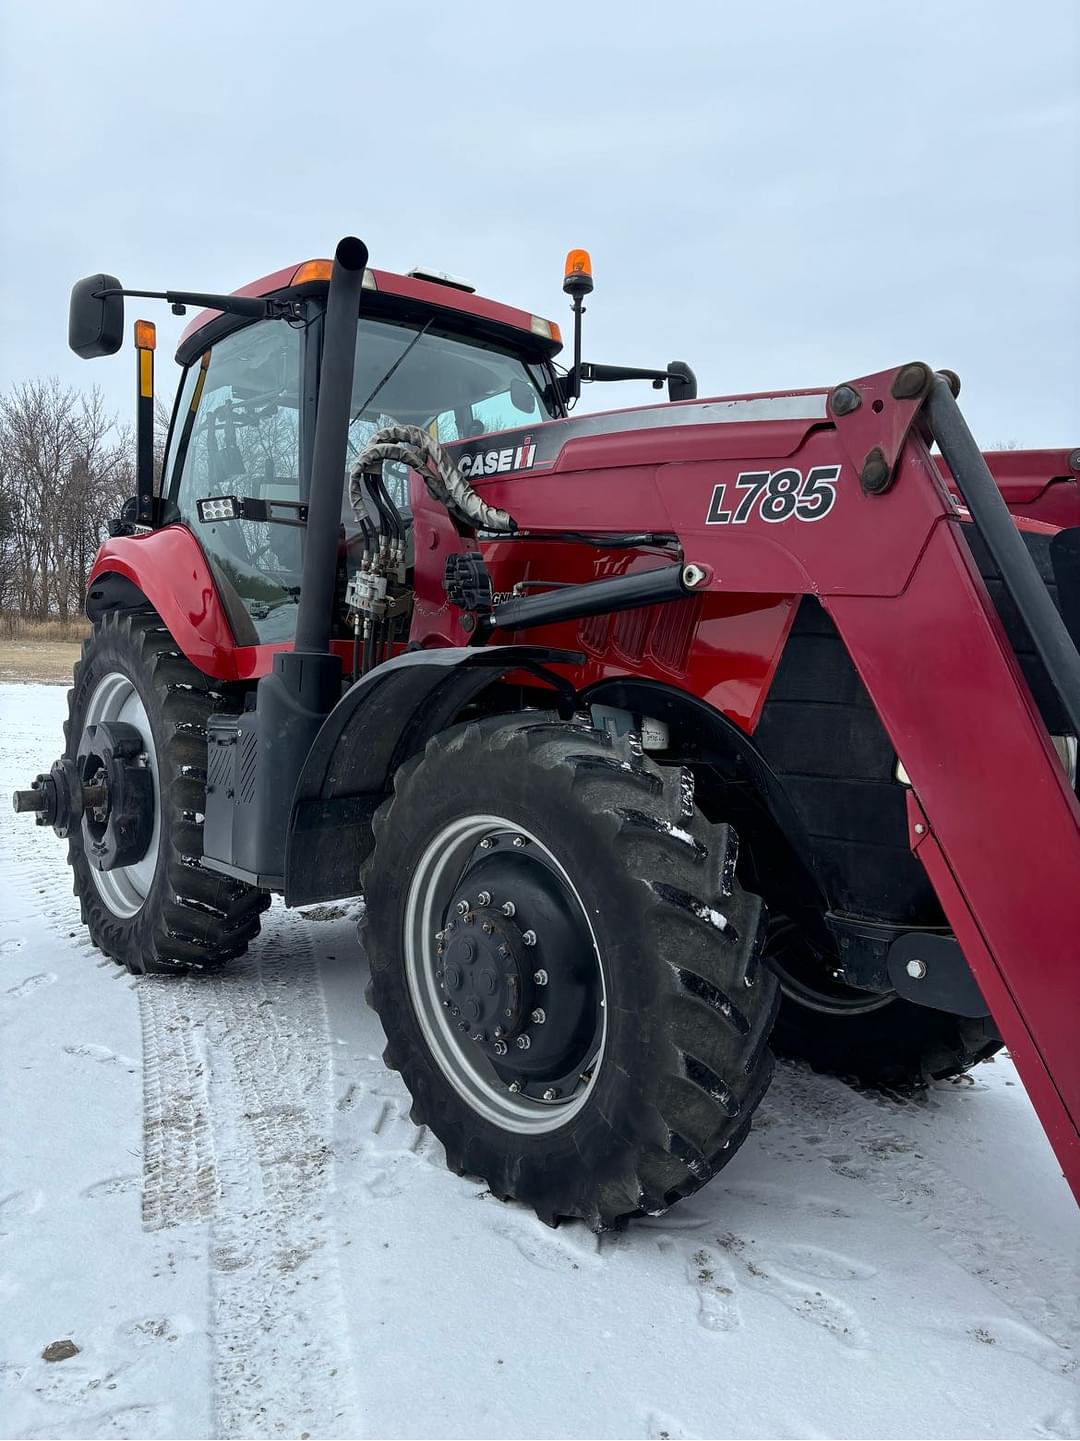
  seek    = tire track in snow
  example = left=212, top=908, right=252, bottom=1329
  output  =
left=136, top=904, right=361, bottom=1438
left=757, top=1062, right=1079, bottom=1358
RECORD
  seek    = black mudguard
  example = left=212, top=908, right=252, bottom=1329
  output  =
left=284, top=645, right=582, bottom=906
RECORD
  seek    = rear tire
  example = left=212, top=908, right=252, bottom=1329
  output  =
left=65, top=610, right=270, bottom=974
left=767, top=918, right=1001, bottom=1087
left=361, top=716, right=779, bottom=1229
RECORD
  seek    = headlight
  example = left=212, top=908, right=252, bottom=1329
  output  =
left=896, top=734, right=1077, bottom=788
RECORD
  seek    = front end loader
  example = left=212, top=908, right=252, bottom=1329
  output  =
left=14, top=236, right=1079, bottom=1226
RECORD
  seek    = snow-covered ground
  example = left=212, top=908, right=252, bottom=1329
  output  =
left=1, top=682, right=1077, bottom=1441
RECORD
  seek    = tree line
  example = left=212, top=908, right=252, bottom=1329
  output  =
left=0, top=379, right=152, bottom=622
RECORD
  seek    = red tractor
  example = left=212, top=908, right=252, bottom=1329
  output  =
left=14, top=237, right=1080, bottom=1227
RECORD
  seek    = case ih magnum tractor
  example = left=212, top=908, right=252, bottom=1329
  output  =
left=14, top=237, right=1080, bottom=1227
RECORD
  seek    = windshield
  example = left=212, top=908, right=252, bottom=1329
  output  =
left=346, top=317, right=555, bottom=507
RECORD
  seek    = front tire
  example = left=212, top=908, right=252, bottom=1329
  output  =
left=65, top=610, right=270, bottom=974
left=361, top=716, right=778, bottom=1229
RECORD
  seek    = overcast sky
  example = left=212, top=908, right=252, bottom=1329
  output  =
left=1, top=0, right=1077, bottom=447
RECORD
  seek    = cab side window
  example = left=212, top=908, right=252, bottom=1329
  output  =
left=170, top=322, right=303, bottom=643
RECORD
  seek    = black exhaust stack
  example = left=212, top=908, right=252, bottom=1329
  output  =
left=201, top=237, right=368, bottom=889
left=294, top=235, right=368, bottom=653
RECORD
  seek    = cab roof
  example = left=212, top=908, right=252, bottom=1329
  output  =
left=176, top=260, right=562, bottom=364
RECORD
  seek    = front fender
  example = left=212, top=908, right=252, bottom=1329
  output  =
left=86, top=527, right=245, bottom=679
left=284, top=645, right=583, bottom=906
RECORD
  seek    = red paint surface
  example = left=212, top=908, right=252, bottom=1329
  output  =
left=938, top=447, right=1080, bottom=528
left=178, top=262, right=560, bottom=358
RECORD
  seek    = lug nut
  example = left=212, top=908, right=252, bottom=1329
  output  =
left=906, top=958, right=928, bottom=980
left=531, top=1008, right=546, bottom=1025
left=458, top=1021, right=468, bottom=1032
left=435, top=969, right=443, bottom=981
left=500, top=901, right=516, bottom=918
left=494, top=1025, right=505, bottom=1038
left=435, top=930, right=446, bottom=942
left=456, top=901, right=469, bottom=915
left=512, top=836, right=526, bottom=848
left=477, top=891, right=491, bottom=907
left=498, top=944, right=511, bottom=959
left=508, top=1080, right=522, bottom=1093
left=533, top=969, right=548, bottom=986
left=543, top=1088, right=558, bottom=1102
left=482, top=921, right=494, bottom=935
left=522, top=930, right=536, bottom=947
left=464, top=913, right=475, bottom=925
left=480, top=837, right=494, bottom=850
left=516, top=1035, right=531, bottom=1050
left=493, top=1040, right=508, bottom=1056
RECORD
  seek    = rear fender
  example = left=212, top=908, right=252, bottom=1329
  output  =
left=86, top=528, right=248, bottom=679
left=284, top=645, right=583, bottom=906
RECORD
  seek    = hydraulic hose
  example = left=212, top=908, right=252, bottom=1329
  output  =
left=350, top=423, right=517, bottom=534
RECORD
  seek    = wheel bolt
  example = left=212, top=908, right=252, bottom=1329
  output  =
left=508, top=1080, right=522, bottom=1093
left=435, top=930, right=446, bottom=942
left=494, top=1025, right=505, bottom=1038
left=482, top=921, right=494, bottom=935
left=522, top=930, right=537, bottom=947
left=543, top=1088, right=558, bottom=1102
left=493, top=1040, right=508, bottom=1056
left=516, top=1035, right=531, bottom=1050
left=477, top=891, right=491, bottom=907
left=512, top=836, right=526, bottom=848
left=464, top=913, right=475, bottom=925
left=458, top=1021, right=468, bottom=1032
left=480, top=837, right=494, bottom=850
left=500, top=901, right=516, bottom=918
left=504, top=1009, right=513, bottom=1018
left=531, top=1008, right=546, bottom=1025
left=533, top=969, right=548, bottom=985
left=435, top=969, right=443, bottom=981
left=456, top=900, right=469, bottom=915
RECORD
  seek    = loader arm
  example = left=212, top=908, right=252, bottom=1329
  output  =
left=445, top=363, right=1080, bottom=1194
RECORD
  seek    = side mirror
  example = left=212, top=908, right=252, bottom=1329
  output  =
left=509, top=377, right=538, bottom=415
left=69, top=274, right=124, bottom=359
left=667, top=361, right=697, bottom=403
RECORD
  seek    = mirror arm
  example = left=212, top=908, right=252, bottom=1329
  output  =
left=94, top=287, right=301, bottom=321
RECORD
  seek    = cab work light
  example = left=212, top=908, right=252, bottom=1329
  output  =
left=197, top=496, right=239, bottom=523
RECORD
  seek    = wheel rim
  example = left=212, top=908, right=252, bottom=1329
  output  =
left=82, top=671, right=161, bottom=919
left=404, top=814, right=606, bottom=1135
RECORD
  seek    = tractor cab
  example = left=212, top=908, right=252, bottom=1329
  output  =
left=162, top=262, right=566, bottom=643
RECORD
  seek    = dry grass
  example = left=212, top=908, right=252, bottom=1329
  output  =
left=0, top=639, right=82, bottom=685
left=0, top=614, right=91, bottom=643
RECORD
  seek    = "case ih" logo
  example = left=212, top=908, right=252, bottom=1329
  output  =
left=458, top=436, right=537, bottom=478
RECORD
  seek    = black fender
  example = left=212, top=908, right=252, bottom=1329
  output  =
left=284, top=645, right=583, bottom=906
left=581, top=676, right=833, bottom=947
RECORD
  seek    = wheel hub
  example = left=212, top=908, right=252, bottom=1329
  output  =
left=437, top=847, right=601, bottom=1101
left=76, top=720, right=154, bottom=872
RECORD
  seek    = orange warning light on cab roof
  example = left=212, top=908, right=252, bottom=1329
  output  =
left=292, top=259, right=333, bottom=286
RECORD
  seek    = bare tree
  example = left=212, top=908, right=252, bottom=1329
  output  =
left=0, top=378, right=133, bottom=621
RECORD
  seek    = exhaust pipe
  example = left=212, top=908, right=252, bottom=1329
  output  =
left=293, top=235, right=368, bottom=655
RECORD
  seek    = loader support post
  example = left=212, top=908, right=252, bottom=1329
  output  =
left=294, top=235, right=368, bottom=656
left=927, top=375, right=1080, bottom=737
